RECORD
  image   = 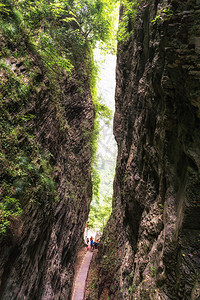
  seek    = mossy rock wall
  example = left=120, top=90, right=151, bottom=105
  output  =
left=0, top=2, right=94, bottom=299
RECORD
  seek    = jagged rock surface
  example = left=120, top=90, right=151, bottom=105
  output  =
left=94, top=0, right=200, bottom=299
left=0, top=62, right=94, bottom=299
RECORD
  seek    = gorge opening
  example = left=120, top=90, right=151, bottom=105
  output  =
left=0, top=1, right=200, bottom=299
left=86, top=50, right=117, bottom=240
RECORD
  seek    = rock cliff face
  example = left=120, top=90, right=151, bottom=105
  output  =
left=95, top=0, right=200, bottom=299
left=0, top=37, right=94, bottom=300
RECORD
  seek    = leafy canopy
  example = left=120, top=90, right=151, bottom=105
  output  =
left=1, top=0, right=119, bottom=71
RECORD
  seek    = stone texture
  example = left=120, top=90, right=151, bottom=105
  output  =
left=0, top=62, right=94, bottom=299
left=95, top=0, right=200, bottom=299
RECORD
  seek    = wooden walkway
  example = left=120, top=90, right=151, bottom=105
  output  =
left=71, top=251, right=93, bottom=300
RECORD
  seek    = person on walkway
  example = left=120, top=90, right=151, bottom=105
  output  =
left=90, top=236, right=94, bottom=251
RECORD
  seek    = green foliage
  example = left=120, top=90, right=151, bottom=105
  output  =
left=88, top=154, right=116, bottom=229
left=0, top=197, right=22, bottom=235
left=90, top=98, right=112, bottom=224
left=0, top=0, right=118, bottom=236
left=151, top=7, right=173, bottom=23
left=87, top=50, right=113, bottom=230
left=0, top=54, right=58, bottom=236
left=0, top=3, right=10, bottom=15
left=0, top=111, right=58, bottom=235
left=0, top=117, right=57, bottom=199
left=88, top=196, right=112, bottom=229
left=0, top=0, right=118, bottom=74
left=117, top=0, right=138, bottom=42
left=72, top=0, right=119, bottom=46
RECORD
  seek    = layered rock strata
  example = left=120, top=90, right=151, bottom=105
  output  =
left=0, top=50, right=94, bottom=300
left=95, top=0, right=200, bottom=299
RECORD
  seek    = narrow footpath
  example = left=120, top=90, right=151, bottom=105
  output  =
left=71, top=250, right=93, bottom=300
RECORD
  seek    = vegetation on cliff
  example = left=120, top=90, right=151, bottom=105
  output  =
left=0, top=0, right=118, bottom=236
left=118, top=0, right=138, bottom=42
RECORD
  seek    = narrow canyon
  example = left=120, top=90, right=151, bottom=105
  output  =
left=0, top=0, right=200, bottom=300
